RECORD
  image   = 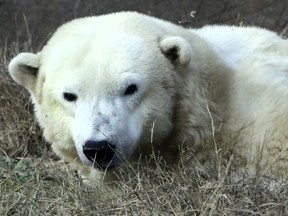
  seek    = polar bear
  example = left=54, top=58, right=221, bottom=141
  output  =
left=8, top=12, right=288, bottom=183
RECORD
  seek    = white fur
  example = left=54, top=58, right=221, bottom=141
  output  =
left=8, top=12, right=288, bottom=183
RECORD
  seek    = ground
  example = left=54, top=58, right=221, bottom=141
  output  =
left=1, top=155, right=288, bottom=215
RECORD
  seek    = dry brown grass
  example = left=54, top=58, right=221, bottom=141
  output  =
left=1, top=42, right=288, bottom=216
left=0, top=41, right=52, bottom=159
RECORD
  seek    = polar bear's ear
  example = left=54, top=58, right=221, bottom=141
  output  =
left=159, top=36, right=192, bottom=68
left=8, top=52, right=40, bottom=92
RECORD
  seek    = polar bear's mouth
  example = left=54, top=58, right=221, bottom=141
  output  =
left=82, top=140, right=119, bottom=170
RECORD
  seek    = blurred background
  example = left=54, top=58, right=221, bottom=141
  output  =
left=1, top=0, right=287, bottom=51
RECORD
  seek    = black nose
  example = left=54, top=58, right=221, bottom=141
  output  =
left=83, top=140, right=116, bottom=169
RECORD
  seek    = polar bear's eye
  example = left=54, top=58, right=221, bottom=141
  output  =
left=124, top=84, right=138, bottom=96
left=63, top=92, right=78, bottom=102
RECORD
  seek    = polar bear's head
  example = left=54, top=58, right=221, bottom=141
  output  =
left=8, top=12, right=193, bottom=171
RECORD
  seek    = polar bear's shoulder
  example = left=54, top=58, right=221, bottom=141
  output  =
left=192, top=25, right=282, bottom=70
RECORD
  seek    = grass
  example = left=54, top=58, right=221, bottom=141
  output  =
left=1, top=41, right=288, bottom=216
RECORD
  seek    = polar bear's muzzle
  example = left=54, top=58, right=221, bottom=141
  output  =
left=82, top=140, right=118, bottom=170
